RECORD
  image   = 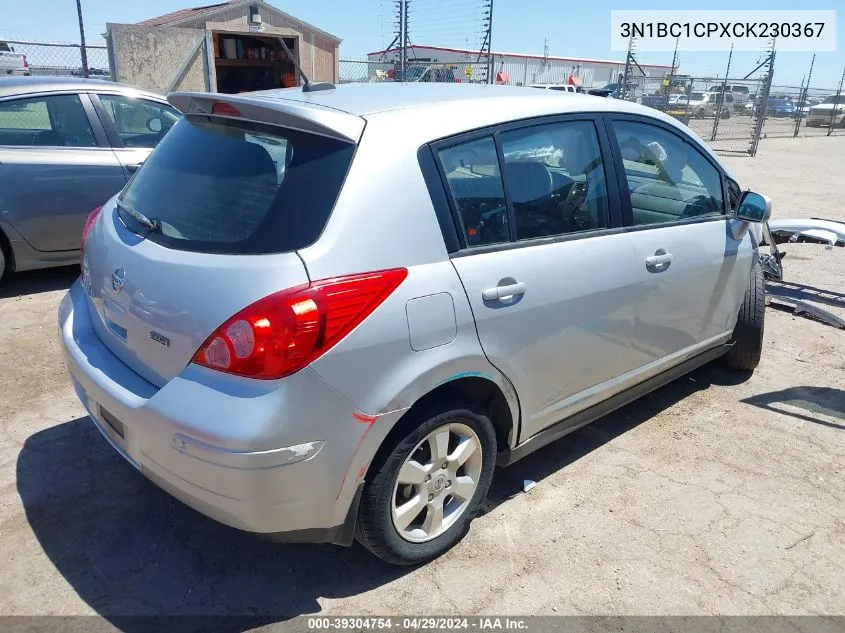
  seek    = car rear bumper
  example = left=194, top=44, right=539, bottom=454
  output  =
left=58, top=281, right=391, bottom=540
left=806, top=113, right=844, bottom=126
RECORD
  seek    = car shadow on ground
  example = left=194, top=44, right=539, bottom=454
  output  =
left=0, top=266, right=79, bottom=299
left=483, top=363, right=748, bottom=507
left=741, top=386, right=845, bottom=429
left=16, top=363, right=743, bottom=631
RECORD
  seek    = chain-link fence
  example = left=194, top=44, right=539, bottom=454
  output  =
left=758, top=84, right=845, bottom=138
left=619, top=75, right=767, bottom=154
left=3, top=40, right=111, bottom=79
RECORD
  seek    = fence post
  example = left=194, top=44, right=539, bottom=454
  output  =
left=398, top=0, right=407, bottom=82
left=794, top=54, right=815, bottom=137
left=827, top=65, right=845, bottom=136
left=203, top=31, right=216, bottom=91
left=793, top=75, right=806, bottom=137
left=621, top=36, right=633, bottom=99
left=711, top=44, right=733, bottom=142
left=750, top=50, right=775, bottom=156
left=682, top=78, right=693, bottom=124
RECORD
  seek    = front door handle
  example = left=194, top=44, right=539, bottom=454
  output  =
left=482, top=282, right=527, bottom=301
left=645, top=251, right=673, bottom=268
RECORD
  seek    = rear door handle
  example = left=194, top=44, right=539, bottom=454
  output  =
left=645, top=252, right=673, bottom=267
left=482, top=282, right=527, bottom=301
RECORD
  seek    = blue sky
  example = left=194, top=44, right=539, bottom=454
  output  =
left=1, top=0, right=842, bottom=87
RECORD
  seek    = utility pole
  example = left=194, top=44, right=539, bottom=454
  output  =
left=76, top=0, right=89, bottom=78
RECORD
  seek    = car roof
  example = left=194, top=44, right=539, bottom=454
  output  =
left=248, top=82, right=638, bottom=117
left=0, top=76, right=165, bottom=100
left=171, top=83, right=732, bottom=178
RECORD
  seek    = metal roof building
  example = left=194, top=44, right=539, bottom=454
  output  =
left=367, top=44, right=675, bottom=88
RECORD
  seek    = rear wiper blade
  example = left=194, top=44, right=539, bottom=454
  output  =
left=116, top=200, right=162, bottom=234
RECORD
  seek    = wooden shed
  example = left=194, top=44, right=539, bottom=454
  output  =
left=106, top=0, right=341, bottom=94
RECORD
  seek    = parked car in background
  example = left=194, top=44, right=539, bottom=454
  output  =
left=401, top=66, right=460, bottom=83
left=70, top=68, right=112, bottom=78
left=638, top=92, right=690, bottom=112
left=60, top=82, right=771, bottom=566
left=766, top=98, right=797, bottom=118
left=686, top=92, right=732, bottom=118
left=639, top=93, right=672, bottom=111
left=590, top=82, right=640, bottom=101
left=805, top=94, right=845, bottom=127
left=529, top=83, right=583, bottom=93
left=0, top=41, right=30, bottom=76
left=0, top=77, right=180, bottom=282
left=706, top=83, right=751, bottom=109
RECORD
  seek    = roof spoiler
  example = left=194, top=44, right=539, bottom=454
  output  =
left=168, top=92, right=365, bottom=143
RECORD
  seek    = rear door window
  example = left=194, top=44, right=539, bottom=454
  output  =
left=499, top=120, right=609, bottom=240
left=118, top=116, right=355, bottom=254
left=438, top=137, right=510, bottom=247
left=0, top=94, right=97, bottom=147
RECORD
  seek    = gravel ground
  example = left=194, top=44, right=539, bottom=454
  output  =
left=0, top=135, right=842, bottom=625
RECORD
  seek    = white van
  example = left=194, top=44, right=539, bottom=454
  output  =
left=529, top=83, right=583, bottom=93
left=707, top=84, right=751, bottom=108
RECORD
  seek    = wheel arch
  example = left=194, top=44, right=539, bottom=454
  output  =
left=367, top=375, right=518, bottom=483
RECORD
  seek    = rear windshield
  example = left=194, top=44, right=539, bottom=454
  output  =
left=118, top=116, right=355, bottom=254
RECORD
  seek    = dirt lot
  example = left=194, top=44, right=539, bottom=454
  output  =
left=0, top=136, right=843, bottom=624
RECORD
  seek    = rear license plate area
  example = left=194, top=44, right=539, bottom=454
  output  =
left=99, top=407, right=125, bottom=439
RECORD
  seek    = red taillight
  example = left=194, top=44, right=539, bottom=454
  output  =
left=211, top=102, right=243, bottom=117
left=22, top=54, right=29, bottom=69
left=193, top=268, right=408, bottom=379
left=80, top=205, right=103, bottom=265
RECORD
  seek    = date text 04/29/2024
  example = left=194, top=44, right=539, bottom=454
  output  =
left=306, top=617, right=529, bottom=630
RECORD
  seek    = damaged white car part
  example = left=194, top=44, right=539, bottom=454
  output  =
left=768, top=218, right=845, bottom=247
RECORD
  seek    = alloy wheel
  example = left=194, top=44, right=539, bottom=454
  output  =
left=390, top=422, right=483, bottom=543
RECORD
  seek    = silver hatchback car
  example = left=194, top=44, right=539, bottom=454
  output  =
left=59, top=83, right=771, bottom=565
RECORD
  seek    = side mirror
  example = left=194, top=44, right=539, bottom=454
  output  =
left=736, top=191, right=772, bottom=223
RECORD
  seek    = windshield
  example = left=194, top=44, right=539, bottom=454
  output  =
left=118, top=116, right=355, bottom=255
left=404, top=67, right=425, bottom=80
left=821, top=95, right=842, bottom=104
left=690, top=93, right=705, bottom=101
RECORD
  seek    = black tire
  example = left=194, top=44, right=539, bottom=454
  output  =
left=356, top=400, right=496, bottom=566
left=0, top=243, right=5, bottom=282
left=696, top=108, right=706, bottom=119
left=723, top=258, right=765, bottom=371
